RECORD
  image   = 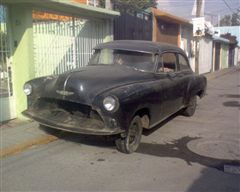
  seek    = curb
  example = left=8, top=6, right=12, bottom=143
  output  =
left=0, top=134, right=58, bottom=158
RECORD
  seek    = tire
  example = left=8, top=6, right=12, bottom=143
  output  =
left=182, top=96, right=197, bottom=117
left=115, top=116, right=143, bottom=154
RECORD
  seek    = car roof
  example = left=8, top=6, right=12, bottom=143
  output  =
left=94, top=40, right=186, bottom=55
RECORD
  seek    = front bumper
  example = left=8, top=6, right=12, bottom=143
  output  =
left=22, top=109, right=123, bottom=136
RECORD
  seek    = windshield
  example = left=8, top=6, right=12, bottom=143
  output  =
left=88, top=49, right=155, bottom=72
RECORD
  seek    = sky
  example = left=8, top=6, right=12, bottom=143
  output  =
left=157, top=0, right=240, bottom=25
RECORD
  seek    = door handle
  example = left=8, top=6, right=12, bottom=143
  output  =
left=167, top=72, right=177, bottom=78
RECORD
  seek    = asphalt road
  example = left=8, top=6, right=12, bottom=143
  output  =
left=1, top=70, right=240, bottom=192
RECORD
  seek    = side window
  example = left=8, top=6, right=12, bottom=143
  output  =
left=161, top=53, right=177, bottom=72
left=178, top=54, right=190, bottom=71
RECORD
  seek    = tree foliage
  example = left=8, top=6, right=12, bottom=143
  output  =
left=220, top=9, right=240, bottom=26
left=231, top=10, right=240, bottom=25
left=99, top=0, right=157, bottom=11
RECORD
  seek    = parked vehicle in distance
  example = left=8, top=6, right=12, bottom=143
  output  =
left=23, top=40, right=207, bottom=153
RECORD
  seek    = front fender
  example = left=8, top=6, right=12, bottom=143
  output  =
left=93, top=81, right=155, bottom=130
left=25, top=76, right=58, bottom=107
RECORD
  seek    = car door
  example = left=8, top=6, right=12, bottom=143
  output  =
left=153, top=52, right=183, bottom=121
left=176, top=53, right=194, bottom=106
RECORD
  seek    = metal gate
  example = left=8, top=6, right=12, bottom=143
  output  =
left=33, top=10, right=109, bottom=77
left=0, top=5, right=16, bottom=122
left=113, top=3, right=152, bottom=41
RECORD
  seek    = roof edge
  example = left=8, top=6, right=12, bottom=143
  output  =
left=152, top=8, right=191, bottom=25
left=50, top=0, right=120, bottom=16
left=2, top=0, right=120, bottom=17
left=213, top=36, right=230, bottom=44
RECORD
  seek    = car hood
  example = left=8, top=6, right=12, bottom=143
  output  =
left=41, top=65, right=154, bottom=105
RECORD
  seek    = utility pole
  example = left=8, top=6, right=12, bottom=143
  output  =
left=196, top=0, right=203, bottom=17
left=194, top=0, right=203, bottom=74
left=218, top=14, right=220, bottom=27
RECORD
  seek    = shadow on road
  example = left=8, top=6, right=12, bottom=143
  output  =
left=223, top=101, right=240, bottom=108
left=39, top=113, right=240, bottom=174
left=137, top=136, right=240, bottom=173
left=41, top=124, right=240, bottom=173
left=186, top=167, right=240, bottom=192
left=39, top=125, right=115, bottom=149
left=219, top=94, right=240, bottom=98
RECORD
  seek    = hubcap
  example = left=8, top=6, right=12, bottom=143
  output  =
left=128, top=123, right=138, bottom=145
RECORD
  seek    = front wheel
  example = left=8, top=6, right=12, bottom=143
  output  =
left=115, top=116, right=143, bottom=154
left=182, top=96, right=197, bottom=117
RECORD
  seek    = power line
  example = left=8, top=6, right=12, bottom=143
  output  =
left=221, top=0, right=234, bottom=12
left=158, top=4, right=193, bottom=8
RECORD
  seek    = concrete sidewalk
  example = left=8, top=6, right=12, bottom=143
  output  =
left=205, top=66, right=239, bottom=80
left=0, top=66, right=239, bottom=158
left=0, top=120, right=58, bottom=158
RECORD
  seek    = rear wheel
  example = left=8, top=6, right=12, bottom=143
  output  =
left=115, top=116, right=143, bottom=154
left=182, top=96, right=197, bottom=117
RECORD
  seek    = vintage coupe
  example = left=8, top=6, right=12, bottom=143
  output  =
left=23, top=40, right=207, bottom=153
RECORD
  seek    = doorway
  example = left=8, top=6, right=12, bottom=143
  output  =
left=214, top=42, right=221, bottom=71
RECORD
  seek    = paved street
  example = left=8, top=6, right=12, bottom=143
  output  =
left=1, top=70, right=240, bottom=192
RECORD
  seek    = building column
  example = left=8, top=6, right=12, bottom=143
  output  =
left=178, top=24, right=181, bottom=48
left=152, top=9, right=157, bottom=42
left=8, top=4, right=34, bottom=118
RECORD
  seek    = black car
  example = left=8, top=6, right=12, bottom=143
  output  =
left=23, top=40, right=207, bottom=153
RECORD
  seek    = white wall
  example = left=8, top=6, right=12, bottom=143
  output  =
left=199, top=37, right=213, bottom=74
left=180, top=25, right=195, bottom=72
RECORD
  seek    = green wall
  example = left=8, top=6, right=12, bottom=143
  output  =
left=221, top=44, right=229, bottom=69
left=9, top=5, right=34, bottom=118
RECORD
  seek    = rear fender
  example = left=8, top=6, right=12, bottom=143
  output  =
left=185, top=75, right=207, bottom=104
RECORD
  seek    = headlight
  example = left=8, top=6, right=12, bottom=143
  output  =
left=23, top=83, right=32, bottom=95
left=103, top=96, right=118, bottom=111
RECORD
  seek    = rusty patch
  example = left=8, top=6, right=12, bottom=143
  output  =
left=0, top=135, right=58, bottom=158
